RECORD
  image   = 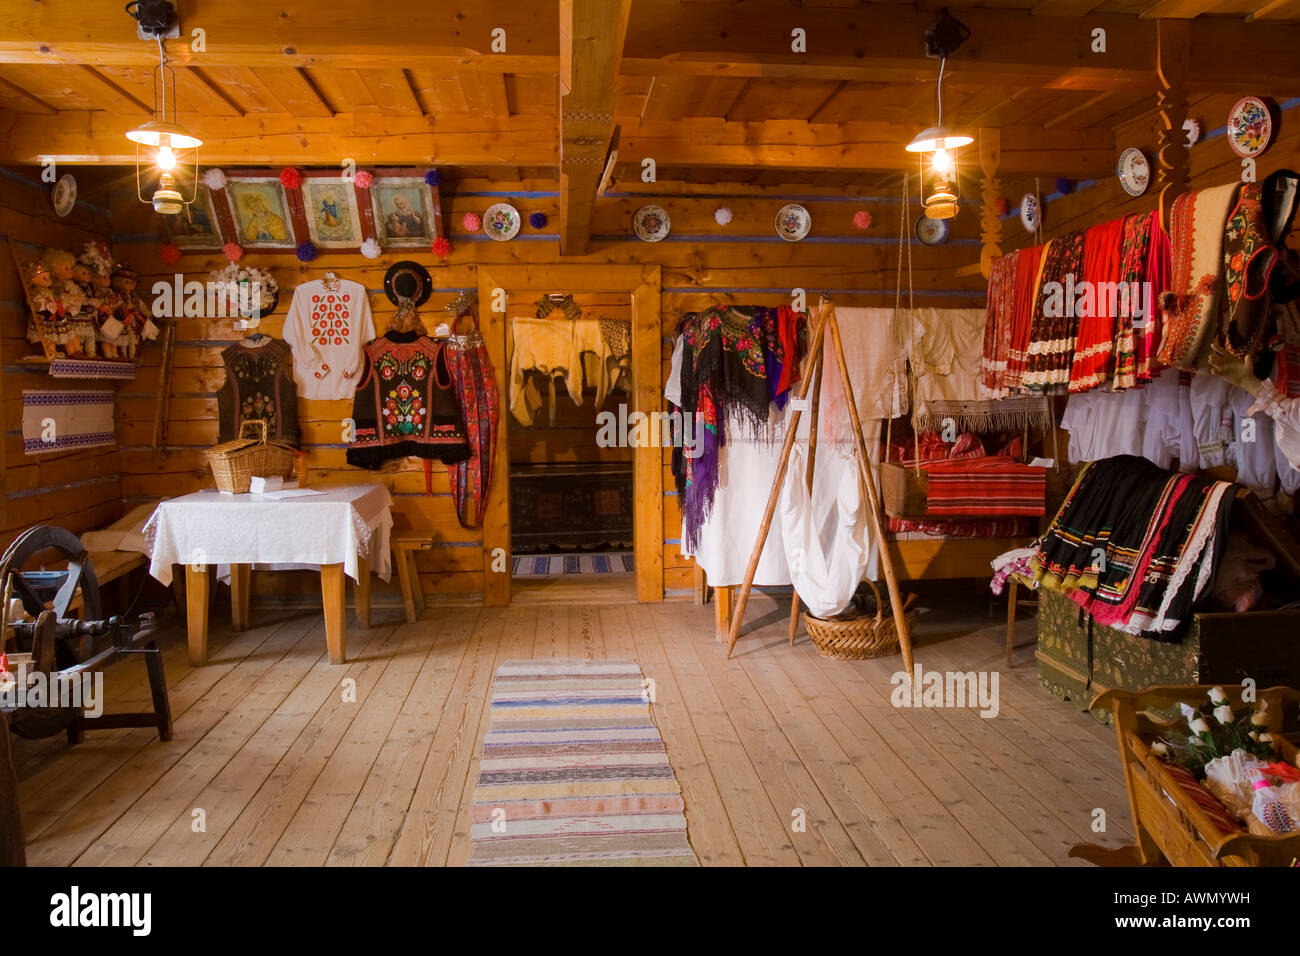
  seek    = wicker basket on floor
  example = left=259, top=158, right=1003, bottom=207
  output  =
left=804, top=580, right=918, bottom=661
left=206, top=419, right=296, bottom=494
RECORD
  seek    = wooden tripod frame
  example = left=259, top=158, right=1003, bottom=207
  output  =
left=723, top=297, right=916, bottom=676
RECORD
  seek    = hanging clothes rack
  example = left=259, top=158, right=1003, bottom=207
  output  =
left=723, top=295, right=916, bottom=677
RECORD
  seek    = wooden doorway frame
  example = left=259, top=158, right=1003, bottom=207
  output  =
left=477, top=264, right=663, bottom=606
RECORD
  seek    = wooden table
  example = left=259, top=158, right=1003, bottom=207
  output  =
left=143, top=484, right=393, bottom=666
left=185, top=554, right=371, bottom=667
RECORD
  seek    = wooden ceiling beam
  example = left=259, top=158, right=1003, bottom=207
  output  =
left=618, top=119, right=1114, bottom=177
left=558, top=0, right=630, bottom=256
left=0, top=0, right=558, bottom=69
left=3, top=2, right=1297, bottom=97
left=0, top=111, right=558, bottom=166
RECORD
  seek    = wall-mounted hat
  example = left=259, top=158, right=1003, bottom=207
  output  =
left=384, top=260, right=432, bottom=308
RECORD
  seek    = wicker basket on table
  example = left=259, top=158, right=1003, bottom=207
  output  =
left=803, top=579, right=919, bottom=661
left=206, top=419, right=297, bottom=494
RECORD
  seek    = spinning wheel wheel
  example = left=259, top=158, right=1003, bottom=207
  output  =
left=1, top=526, right=101, bottom=667
left=0, top=525, right=172, bottom=744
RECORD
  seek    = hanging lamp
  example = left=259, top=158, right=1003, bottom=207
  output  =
left=126, top=37, right=203, bottom=215
left=905, top=11, right=972, bottom=221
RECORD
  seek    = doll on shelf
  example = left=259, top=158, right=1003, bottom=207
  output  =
left=42, top=249, right=91, bottom=358
left=21, top=260, right=79, bottom=359
left=81, top=242, right=125, bottom=360
left=69, top=252, right=100, bottom=358
left=111, top=263, right=148, bottom=360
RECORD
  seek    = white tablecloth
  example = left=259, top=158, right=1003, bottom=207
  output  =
left=143, top=484, right=394, bottom=586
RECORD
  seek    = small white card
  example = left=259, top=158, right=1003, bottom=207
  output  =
left=249, top=475, right=284, bottom=495
left=1029, top=457, right=1054, bottom=468
left=788, top=397, right=809, bottom=411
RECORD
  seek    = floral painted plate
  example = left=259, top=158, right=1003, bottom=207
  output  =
left=775, top=203, right=811, bottom=242
left=1020, top=192, right=1042, bottom=233
left=1227, top=96, right=1272, bottom=159
left=633, top=204, right=671, bottom=242
left=51, top=173, right=77, bottom=217
left=1117, top=147, right=1151, bottom=197
left=914, top=214, right=949, bottom=246
left=482, top=203, right=521, bottom=241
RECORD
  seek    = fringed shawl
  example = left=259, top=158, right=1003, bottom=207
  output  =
left=675, top=305, right=795, bottom=552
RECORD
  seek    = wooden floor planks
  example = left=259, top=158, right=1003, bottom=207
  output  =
left=12, top=592, right=1131, bottom=867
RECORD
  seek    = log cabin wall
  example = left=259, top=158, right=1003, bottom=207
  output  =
left=108, top=177, right=987, bottom=602
left=993, top=97, right=1300, bottom=486
left=1000, top=96, right=1300, bottom=251
left=1, top=166, right=123, bottom=552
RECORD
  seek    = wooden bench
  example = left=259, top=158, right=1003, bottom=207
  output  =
left=391, top=531, right=432, bottom=624
left=61, top=550, right=148, bottom=616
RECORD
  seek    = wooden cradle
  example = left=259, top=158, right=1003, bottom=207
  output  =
left=1072, top=684, right=1300, bottom=868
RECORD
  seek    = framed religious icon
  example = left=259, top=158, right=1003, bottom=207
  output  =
left=224, top=177, right=296, bottom=248
left=300, top=175, right=365, bottom=248
left=370, top=176, right=439, bottom=247
left=161, top=184, right=224, bottom=249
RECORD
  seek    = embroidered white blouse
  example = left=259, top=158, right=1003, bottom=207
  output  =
left=1248, top=378, right=1300, bottom=472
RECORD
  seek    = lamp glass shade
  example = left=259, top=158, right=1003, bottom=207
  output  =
left=125, top=120, right=203, bottom=150
left=905, top=126, right=974, bottom=153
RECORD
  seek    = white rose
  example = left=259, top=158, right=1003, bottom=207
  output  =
left=1150, top=740, right=1169, bottom=756
left=1248, top=730, right=1260, bottom=741
left=1189, top=718, right=1211, bottom=735
left=1259, top=733, right=1276, bottom=748
left=1213, top=705, right=1235, bottom=725
left=1179, top=702, right=1198, bottom=720
left=1208, top=687, right=1228, bottom=705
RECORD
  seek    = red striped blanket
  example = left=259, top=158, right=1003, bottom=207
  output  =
left=921, top=457, right=1047, bottom=516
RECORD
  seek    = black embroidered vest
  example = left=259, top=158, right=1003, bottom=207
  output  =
left=216, top=337, right=300, bottom=446
left=346, top=330, right=470, bottom=467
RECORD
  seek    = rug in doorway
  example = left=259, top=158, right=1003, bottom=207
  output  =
left=511, top=553, right=634, bottom=576
left=466, top=659, right=699, bottom=866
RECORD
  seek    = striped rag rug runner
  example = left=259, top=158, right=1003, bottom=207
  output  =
left=466, top=659, right=699, bottom=866
left=511, top=553, right=635, bottom=576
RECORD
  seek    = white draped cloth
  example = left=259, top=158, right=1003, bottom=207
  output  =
left=143, top=483, right=394, bottom=586
left=776, top=310, right=892, bottom=616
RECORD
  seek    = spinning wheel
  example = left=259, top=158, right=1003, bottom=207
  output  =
left=1, top=525, right=172, bottom=744
left=0, top=525, right=102, bottom=622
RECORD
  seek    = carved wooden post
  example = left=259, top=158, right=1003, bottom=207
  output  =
left=1155, top=19, right=1190, bottom=231
left=978, top=127, right=1003, bottom=279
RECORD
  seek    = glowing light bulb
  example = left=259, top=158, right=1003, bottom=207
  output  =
left=931, top=148, right=954, bottom=175
left=157, top=145, right=177, bottom=171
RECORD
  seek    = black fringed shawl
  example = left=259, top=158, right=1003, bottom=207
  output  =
left=673, top=305, right=793, bottom=552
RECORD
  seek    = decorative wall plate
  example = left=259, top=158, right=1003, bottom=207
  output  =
left=633, top=204, right=671, bottom=242
left=775, top=203, right=812, bottom=242
left=1020, top=193, right=1041, bottom=233
left=914, top=214, right=950, bottom=246
left=482, top=202, right=520, bottom=241
left=1227, top=96, right=1272, bottom=159
left=1117, top=147, right=1151, bottom=197
left=51, top=173, right=77, bottom=217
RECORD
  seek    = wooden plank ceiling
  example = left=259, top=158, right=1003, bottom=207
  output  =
left=0, top=0, right=1299, bottom=238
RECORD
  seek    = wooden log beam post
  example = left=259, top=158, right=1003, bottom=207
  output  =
left=978, top=127, right=1003, bottom=280
left=558, top=0, right=630, bottom=255
left=1155, top=19, right=1191, bottom=231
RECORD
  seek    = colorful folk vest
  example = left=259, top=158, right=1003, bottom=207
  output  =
left=216, top=337, right=300, bottom=446
left=1218, top=183, right=1277, bottom=359
left=346, top=330, right=470, bottom=469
